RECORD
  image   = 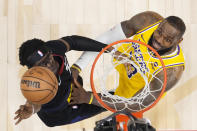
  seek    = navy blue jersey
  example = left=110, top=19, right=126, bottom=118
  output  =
left=37, top=36, right=107, bottom=127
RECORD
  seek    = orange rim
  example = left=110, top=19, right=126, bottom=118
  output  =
left=90, top=39, right=167, bottom=115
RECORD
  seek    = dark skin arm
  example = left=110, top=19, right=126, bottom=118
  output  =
left=141, top=65, right=184, bottom=106
left=14, top=101, right=41, bottom=125
left=161, top=65, right=184, bottom=92
left=70, top=65, right=184, bottom=112
left=70, top=79, right=114, bottom=108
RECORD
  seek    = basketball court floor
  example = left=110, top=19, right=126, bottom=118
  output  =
left=0, top=0, right=197, bottom=130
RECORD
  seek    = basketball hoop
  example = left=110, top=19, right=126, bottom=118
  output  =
left=90, top=39, right=167, bottom=131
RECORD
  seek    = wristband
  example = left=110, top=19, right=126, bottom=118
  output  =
left=71, top=65, right=81, bottom=73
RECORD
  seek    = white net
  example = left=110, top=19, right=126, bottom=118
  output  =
left=92, top=41, right=166, bottom=112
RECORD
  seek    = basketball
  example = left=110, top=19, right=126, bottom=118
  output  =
left=20, top=66, right=58, bottom=105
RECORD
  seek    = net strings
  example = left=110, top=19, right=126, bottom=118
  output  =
left=94, top=43, right=164, bottom=112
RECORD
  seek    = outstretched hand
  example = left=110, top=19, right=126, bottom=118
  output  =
left=14, top=102, right=33, bottom=125
left=69, top=79, right=91, bottom=105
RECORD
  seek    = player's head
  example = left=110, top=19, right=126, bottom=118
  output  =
left=19, top=39, right=57, bottom=73
left=151, top=16, right=186, bottom=55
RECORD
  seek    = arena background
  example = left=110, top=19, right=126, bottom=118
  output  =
left=0, top=0, right=197, bottom=130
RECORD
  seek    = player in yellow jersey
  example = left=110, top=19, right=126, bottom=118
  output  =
left=113, top=20, right=185, bottom=98
left=70, top=11, right=186, bottom=111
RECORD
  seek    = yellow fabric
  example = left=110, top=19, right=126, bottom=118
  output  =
left=67, top=84, right=72, bottom=103
left=88, top=93, right=94, bottom=104
left=114, top=21, right=185, bottom=98
left=71, top=65, right=81, bottom=72
left=161, top=92, right=167, bottom=98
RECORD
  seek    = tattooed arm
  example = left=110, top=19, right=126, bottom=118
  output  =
left=142, top=65, right=184, bottom=106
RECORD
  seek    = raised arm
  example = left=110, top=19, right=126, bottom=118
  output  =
left=47, top=35, right=109, bottom=55
left=73, top=11, right=164, bottom=72
left=60, top=35, right=108, bottom=52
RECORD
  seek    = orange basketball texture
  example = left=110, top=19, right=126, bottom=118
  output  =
left=20, top=66, right=58, bottom=105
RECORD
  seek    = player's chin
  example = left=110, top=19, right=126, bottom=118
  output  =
left=152, top=41, right=162, bottom=51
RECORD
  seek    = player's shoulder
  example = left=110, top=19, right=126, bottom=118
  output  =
left=122, top=11, right=164, bottom=37
left=132, top=11, right=164, bottom=24
left=158, top=65, right=184, bottom=79
left=166, top=65, right=184, bottom=74
left=139, top=11, right=163, bottom=19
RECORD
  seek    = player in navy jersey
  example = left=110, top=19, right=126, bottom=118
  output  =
left=14, top=35, right=113, bottom=127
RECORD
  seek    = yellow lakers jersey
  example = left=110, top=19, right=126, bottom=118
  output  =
left=114, top=21, right=185, bottom=98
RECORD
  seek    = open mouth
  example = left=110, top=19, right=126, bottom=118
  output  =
left=152, top=39, right=161, bottom=51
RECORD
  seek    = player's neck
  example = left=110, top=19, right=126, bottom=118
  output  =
left=54, top=60, right=60, bottom=75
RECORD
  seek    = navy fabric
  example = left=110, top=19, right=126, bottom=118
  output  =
left=37, top=36, right=106, bottom=127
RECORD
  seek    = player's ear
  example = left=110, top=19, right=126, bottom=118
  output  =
left=178, top=38, right=183, bottom=44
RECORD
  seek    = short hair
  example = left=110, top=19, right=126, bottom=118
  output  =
left=19, top=38, right=45, bottom=67
left=165, top=16, right=186, bottom=38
